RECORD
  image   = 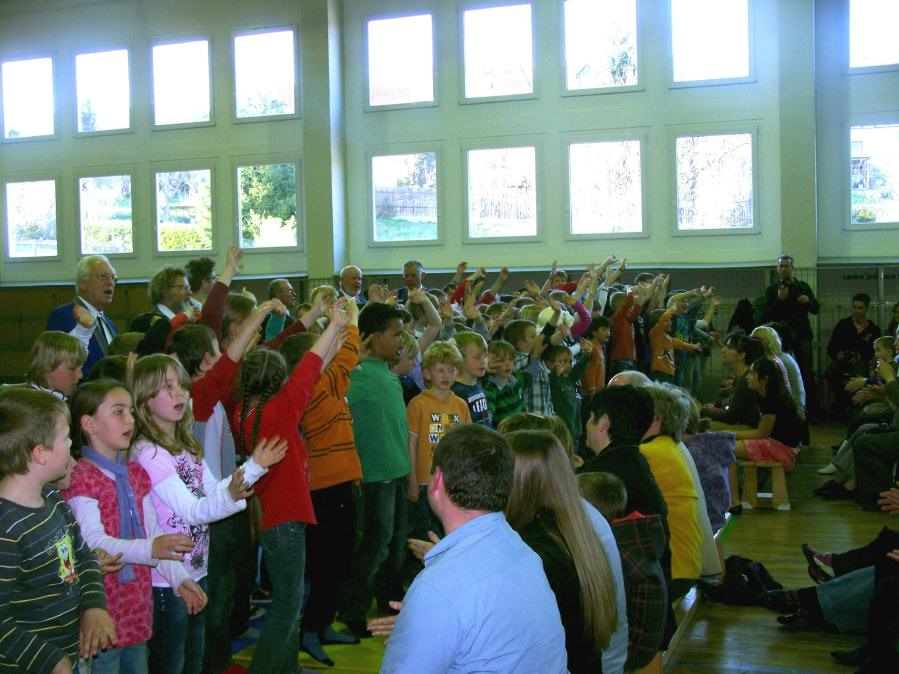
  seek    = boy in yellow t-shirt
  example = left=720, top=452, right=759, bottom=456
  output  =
left=406, top=341, right=471, bottom=537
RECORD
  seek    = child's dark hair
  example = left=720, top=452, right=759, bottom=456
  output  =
left=587, top=385, right=654, bottom=445
left=108, top=332, right=145, bottom=356
left=237, top=348, right=287, bottom=458
left=646, top=308, right=666, bottom=331
left=358, top=302, right=405, bottom=339
left=169, top=325, right=218, bottom=377
left=279, top=332, right=318, bottom=370
left=578, top=471, right=628, bottom=519
left=585, top=316, right=611, bottom=339
left=541, top=343, right=572, bottom=364
left=750, top=357, right=798, bottom=415
left=0, top=387, right=70, bottom=476
left=70, top=379, right=131, bottom=456
left=84, top=355, right=129, bottom=383
left=488, top=339, right=515, bottom=360
left=222, top=293, right=255, bottom=339
left=185, top=256, right=215, bottom=292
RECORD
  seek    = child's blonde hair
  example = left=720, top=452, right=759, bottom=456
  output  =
left=128, top=354, right=201, bottom=458
left=26, top=331, right=87, bottom=387
left=452, top=331, right=487, bottom=356
left=751, top=325, right=783, bottom=356
left=488, top=339, right=515, bottom=360
left=0, top=387, right=70, bottom=476
left=422, top=340, right=463, bottom=370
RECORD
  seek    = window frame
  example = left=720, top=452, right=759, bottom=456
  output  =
left=232, top=153, right=305, bottom=253
left=667, top=0, right=757, bottom=90
left=149, top=35, right=215, bottom=131
left=844, top=113, right=899, bottom=232
left=0, top=53, right=58, bottom=144
left=563, top=128, right=650, bottom=241
left=669, top=122, right=761, bottom=238
left=363, top=10, right=438, bottom=113
left=1, top=171, right=62, bottom=263
left=150, top=160, right=217, bottom=256
left=72, top=44, right=134, bottom=138
left=230, top=25, right=301, bottom=124
left=74, top=166, right=138, bottom=259
left=366, top=143, right=443, bottom=248
left=458, top=1, right=539, bottom=105
left=462, top=136, right=543, bottom=244
left=559, top=0, right=644, bottom=98
left=847, top=0, right=899, bottom=74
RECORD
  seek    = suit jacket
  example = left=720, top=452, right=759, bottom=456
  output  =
left=47, top=300, right=118, bottom=374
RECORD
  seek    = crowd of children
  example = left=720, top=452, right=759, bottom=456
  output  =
left=3, top=248, right=897, bottom=673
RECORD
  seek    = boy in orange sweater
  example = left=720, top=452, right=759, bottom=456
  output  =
left=648, top=302, right=701, bottom=383
left=279, top=299, right=363, bottom=666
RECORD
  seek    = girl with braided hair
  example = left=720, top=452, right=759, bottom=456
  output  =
left=234, top=300, right=350, bottom=674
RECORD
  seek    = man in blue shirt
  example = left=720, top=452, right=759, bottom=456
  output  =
left=376, top=424, right=568, bottom=673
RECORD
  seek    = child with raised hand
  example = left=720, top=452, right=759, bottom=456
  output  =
left=63, top=379, right=202, bottom=674
left=128, top=355, right=287, bottom=674
left=0, top=388, right=116, bottom=674
left=235, top=300, right=350, bottom=674
left=543, top=339, right=595, bottom=447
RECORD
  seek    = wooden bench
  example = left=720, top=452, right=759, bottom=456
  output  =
left=732, top=461, right=791, bottom=510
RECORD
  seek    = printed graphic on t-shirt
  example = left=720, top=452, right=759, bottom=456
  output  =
left=55, top=532, right=77, bottom=584
left=171, top=454, right=209, bottom=570
left=428, top=412, right=463, bottom=444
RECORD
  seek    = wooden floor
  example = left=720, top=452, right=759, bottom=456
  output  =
left=666, top=424, right=887, bottom=674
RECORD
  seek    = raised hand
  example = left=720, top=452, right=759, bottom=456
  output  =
left=72, top=304, right=95, bottom=328
left=578, top=338, right=594, bottom=355
left=252, top=436, right=289, bottom=469
left=498, top=266, right=511, bottom=282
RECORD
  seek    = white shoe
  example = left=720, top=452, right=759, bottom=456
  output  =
left=817, top=463, right=838, bottom=475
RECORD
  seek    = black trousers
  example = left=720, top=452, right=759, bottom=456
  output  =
left=853, top=428, right=899, bottom=504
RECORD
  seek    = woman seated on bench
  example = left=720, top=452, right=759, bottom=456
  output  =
left=733, top=357, right=803, bottom=471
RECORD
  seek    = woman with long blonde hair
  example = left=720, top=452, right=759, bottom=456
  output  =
left=505, top=429, right=618, bottom=673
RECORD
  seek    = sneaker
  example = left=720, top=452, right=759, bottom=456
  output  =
left=817, top=463, right=838, bottom=475
left=801, top=544, right=835, bottom=581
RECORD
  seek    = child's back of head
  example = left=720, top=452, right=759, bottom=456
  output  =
left=108, top=331, right=145, bottom=356
left=0, top=387, right=70, bottom=477
left=168, top=324, right=219, bottom=377
left=84, top=355, right=129, bottom=383
left=578, top=471, right=628, bottom=520
left=279, top=332, right=319, bottom=371
left=237, top=348, right=288, bottom=456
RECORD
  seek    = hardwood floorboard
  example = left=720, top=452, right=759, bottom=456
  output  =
left=665, top=424, right=888, bottom=674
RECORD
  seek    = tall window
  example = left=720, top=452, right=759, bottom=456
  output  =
left=851, top=124, right=899, bottom=225
left=671, top=0, right=749, bottom=82
left=152, top=40, right=211, bottom=126
left=467, top=146, right=537, bottom=238
left=676, top=132, right=754, bottom=230
left=463, top=4, right=534, bottom=99
left=371, top=152, right=438, bottom=242
left=1, top=57, right=54, bottom=139
left=79, top=175, right=133, bottom=254
left=155, top=169, right=212, bottom=251
left=75, top=50, right=130, bottom=133
left=4, top=180, right=57, bottom=258
left=850, top=0, right=899, bottom=68
left=564, top=0, right=638, bottom=91
left=234, top=29, right=296, bottom=118
left=569, top=140, right=642, bottom=234
left=367, top=15, right=434, bottom=107
left=237, top=162, right=298, bottom=248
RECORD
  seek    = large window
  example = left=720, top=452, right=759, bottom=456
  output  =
left=676, top=132, right=754, bottom=231
left=1, top=57, right=54, bottom=139
left=237, top=162, right=298, bottom=248
left=234, top=29, right=296, bottom=118
left=75, top=50, right=130, bottom=133
left=371, top=152, right=438, bottom=242
left=463, top=4, right=533, bottom=99
left=671, top=0, right=750, bottom=83
left=851, top=124, right=899, bottom=226
left=569, top=139, right=642, bottom=234
left=151, top=40, right=211, bottom=126
left=850, top=0, right=899, bottom=68
left=564, top=0, right=638, bottom=91
left=155, top=169, right=213, bottom=251
left=79, top=175, right=133, bottom=254
left=367, top=15, right=434, bottom=107
left=467, top=146, right=537, bottom=238
left=4, top=179, right=57, bottom=258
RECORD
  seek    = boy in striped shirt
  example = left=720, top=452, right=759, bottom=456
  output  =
left=0, top=388, right=115, bottom=674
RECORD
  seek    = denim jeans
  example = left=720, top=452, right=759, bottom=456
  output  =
left=88, top=641, right=149, bottom=674
left=248, top=521, right=306, bottom=674
left=343, top=477, right=409, bottom=623
left=150, top=577, right=207, bottom=674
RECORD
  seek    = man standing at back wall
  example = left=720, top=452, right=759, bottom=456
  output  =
left=762, top=254, right=820, bottom=417
left=47, top=254, right=118, bottom=374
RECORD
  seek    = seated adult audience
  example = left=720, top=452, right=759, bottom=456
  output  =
left=853, top=358, right=899, bottom=509
left=373, top=424, right=568, bottom=673
left=129, top=265, right=192, bottom=332
left=826, top=292, right=881, bottom=416
left=260, top=278, right=297, bottom=338
left=46, top=254, right=118, bottom=373
left=702, top=330, right=762, bottom=430
left=395, top=260, right=427, bottom=302
left=184, top=255, right=216, bottom=310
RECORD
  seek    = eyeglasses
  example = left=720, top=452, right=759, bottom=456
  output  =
left=93, top=273, right=117, bottom=283
left=170, top=284, right=190, bottom=291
